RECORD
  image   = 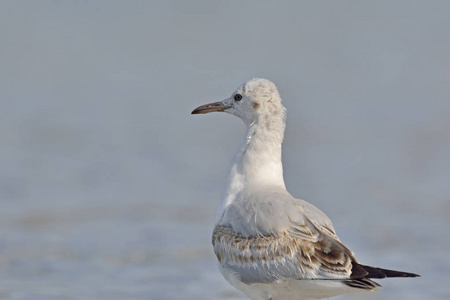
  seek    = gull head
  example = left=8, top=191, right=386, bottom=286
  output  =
left=192, top=78, right=286, bottom=126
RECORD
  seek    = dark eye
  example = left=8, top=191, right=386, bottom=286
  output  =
left=234, top=94, right=242, bottom=101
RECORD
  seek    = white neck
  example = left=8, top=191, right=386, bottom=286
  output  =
left=215, top=117, right=287, bottom=223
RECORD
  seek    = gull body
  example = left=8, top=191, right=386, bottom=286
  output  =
left=192, top=78, right=418, bottom=300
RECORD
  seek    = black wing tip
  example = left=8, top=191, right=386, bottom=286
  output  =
left=345, top=264, right=419, bottom=290
left=353, top=263, right=420, bottom=279
left=395, top=271, right=421, bottom=278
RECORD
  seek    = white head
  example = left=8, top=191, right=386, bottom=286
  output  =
left=192, top=78, right=286, bottom=129
left=193, top=78, right=288, bottom=219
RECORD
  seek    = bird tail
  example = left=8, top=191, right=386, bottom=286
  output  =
left=343, top=278, right=380, bottom=290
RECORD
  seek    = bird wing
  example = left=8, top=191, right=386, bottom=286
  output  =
left=287, top=216, right=356, bottom=278
left=213, top=215, right=357, bottom=283
left=293, top=199, right=340, bottom=240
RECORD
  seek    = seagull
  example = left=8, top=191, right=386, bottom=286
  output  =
left=191, top=78, right=419, bottom=300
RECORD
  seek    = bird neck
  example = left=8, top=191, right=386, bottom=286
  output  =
left=238, top=121, right=286, bottom=189
left=215, top=118, right=287, bottom=223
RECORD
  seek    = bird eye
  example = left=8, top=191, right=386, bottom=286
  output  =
left=234, top=94, right=242, bottom=101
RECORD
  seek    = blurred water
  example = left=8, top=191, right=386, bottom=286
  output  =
left=0, top=1, right=449, bottom=299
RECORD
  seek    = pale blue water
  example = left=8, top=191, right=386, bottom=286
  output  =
left=1, top=1, right=449, bottom=299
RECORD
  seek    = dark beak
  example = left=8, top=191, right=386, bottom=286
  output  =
left=191, top=101, right=230, bottom=114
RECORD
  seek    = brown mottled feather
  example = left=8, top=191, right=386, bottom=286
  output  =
left=212, top=224, right=419, bottom=289
left=212, top=224, right=356, bottom=279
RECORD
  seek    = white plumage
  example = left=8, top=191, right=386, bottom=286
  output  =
left=192, top=78, right=418, bottom=300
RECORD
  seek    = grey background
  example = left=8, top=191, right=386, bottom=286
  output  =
left=1, top=1, right=449, bottom=299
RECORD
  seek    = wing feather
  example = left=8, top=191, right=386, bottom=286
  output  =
left=213, top=220, right=357, bottom=283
